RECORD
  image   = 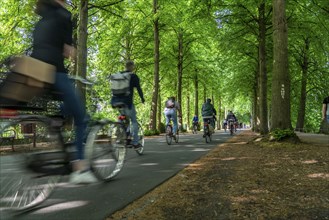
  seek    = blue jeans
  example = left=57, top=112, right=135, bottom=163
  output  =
left=164, top=109, right=178, bottom=134
left=53, top=73, right=87, bottom=160
left=123, top=104, right=139, bottom=145
left=326, top=115, right=329, bottom=123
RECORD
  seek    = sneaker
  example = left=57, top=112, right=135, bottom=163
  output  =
left=132, top=143, right=142, bottom=150
left=69, top=170, right=98, bottom=184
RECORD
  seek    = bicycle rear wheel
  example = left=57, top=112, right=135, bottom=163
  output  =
left=204, top=126, right=211, bottom=143
left=86, top=121, right=126, bottom=181
left=165, top=125, right=172, bottom=145
left=0, top=117, right=63, bottom=211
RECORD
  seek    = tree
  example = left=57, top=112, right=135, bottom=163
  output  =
left=149, top=0, right=160, bottom=131
left=271, top=0, right=292, bottom=130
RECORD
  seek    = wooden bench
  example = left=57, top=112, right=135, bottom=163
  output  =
left=0, top=129, right=16, bottom=151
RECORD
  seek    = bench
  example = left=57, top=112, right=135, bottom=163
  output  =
left=0, top=129, right=16, bottom=151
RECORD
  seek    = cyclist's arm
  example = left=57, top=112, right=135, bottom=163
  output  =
left=132, top=74, right=145, bottom=103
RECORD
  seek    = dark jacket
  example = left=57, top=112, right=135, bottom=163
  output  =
left=111, top=71, right=145, bottom=109
left=31, top=2, right=73, bottom=73
left=201, top=100, right=216, bottom=117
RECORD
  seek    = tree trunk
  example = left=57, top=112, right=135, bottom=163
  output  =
left=187, top=95, right=190, bottom=130
left=194, top=71, right=199, bottom=117
left=217, top=96, right=221, bottom=130
left=258, top=2, right=269, bottom=134
left=76, top=0, right=89, bottom=102
left=271, top=0, right=292, bottom=130
left=203, top=83, right=207, bottom=103
left=149, top=0, right=160, bottom=130
left=295, top=38, right=310, bottom=131
left=157, top=87, right=162, bottom=131
left=177, top=30, right=183, bottom=129
left=252, top=70, right=260, bottom=132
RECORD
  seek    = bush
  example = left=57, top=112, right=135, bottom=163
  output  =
left=158, top=123, right=166, bottom=133
left=144, top=129, right=160, bottom=136
left=270, top=129, right=296, bottom=141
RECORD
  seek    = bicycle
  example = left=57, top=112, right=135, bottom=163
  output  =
left=165, top=118, right=179, bottom=145
left=192, top=122, right=198, bottom=134
left=203, top=118, right=213, bottom=143
left=109, top=102, right=144, bottom=155
left=228, top=119, right=235, bottom=135
left=0, top=78, right=126, bottom=211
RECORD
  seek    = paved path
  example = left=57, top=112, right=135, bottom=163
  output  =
left=296, top=132, right=329, bottom=145
left=1, top=130, right=237, bottom=220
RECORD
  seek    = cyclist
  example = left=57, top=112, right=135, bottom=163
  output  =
left=223, top=119, right=227, bottom=131
left=110, top=60, right=145, bottom=149
left=192, top=115, right=199, bottom=129
left=201, top=98, right=216, bottom=136
left=226, top=111, right=237, bottom=131
left=29, top=0, right=97, bottom=184
left=164, top=96, right=180, bottom=138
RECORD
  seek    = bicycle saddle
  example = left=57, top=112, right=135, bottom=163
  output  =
left=112, top=102, right=127, bottom=108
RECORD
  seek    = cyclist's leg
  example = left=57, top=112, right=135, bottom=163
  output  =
left=172, top=110, right=178, bottom=134
left=53, top=72, right=87, bottom=160
left=125, top=105, right=139, bottom=145
left=53, top=73, right=96, bottom=183
left=211, top=118, right=215, bottom=129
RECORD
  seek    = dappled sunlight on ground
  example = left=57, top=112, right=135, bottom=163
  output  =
left=307, top=173, right=329, bottom=179
left=301, top=160, right=318, bottom=164
left=34, top=200, right=89, bottom=214
left=140, top=163, right=159, bottom=166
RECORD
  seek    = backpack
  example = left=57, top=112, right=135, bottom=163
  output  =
left=202, top=102, right=213, bottom=117
left=166, top=98, right=175, bottom=108
left=109, top=72, right=131, bottom=96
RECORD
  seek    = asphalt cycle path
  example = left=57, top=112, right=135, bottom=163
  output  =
left=1, top=130, right=239, bottom=220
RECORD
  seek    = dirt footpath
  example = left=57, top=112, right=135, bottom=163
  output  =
left=108, top=131, right=329, bottom=220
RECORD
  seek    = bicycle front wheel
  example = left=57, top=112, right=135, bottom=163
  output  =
left=0, top=117, right=63, bottom=211
left=86, top=121, right=126, bottom=181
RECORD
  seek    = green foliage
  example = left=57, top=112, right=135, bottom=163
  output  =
left=270, top=129, right=297, bottom=141
left=144, top=129, right=160, bottom=136
left=0, top=0, right=328, bottom=133
left=158, top=123, right=166, bottom=133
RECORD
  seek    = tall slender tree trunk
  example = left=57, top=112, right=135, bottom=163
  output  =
left=177, top=30, right=183, bottom=129
left=218, top=96, right=221, bottom=130
left=271, top=0, right=292, bottom=130
left=258, top=2, right=269, bottom=134
left=203, top=83, right=207, bottom=103
left=296, top=38, right=310, bottom=131
left=77, top=0, right=89, bottom=102
left=187, top=95, right=190, bottom=130
left=252, top=69, right=260, bottom=132
left=157, top=87, right=162, bottom=131
left=149, top=0, right=160, bottom=130
left=194, top=72, right=199, bottom=117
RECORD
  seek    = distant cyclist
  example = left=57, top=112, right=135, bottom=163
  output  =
left=226, top=111, right=236, bottom=128
left=192, top=114, right=199, bottom=132
left=201, top=98, right=216, bottom=134
left=223, top=119, right=228, bottom=131
left=192, top=115, right=199, bottom=127
left=164, top=96, right=180, bottom=138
